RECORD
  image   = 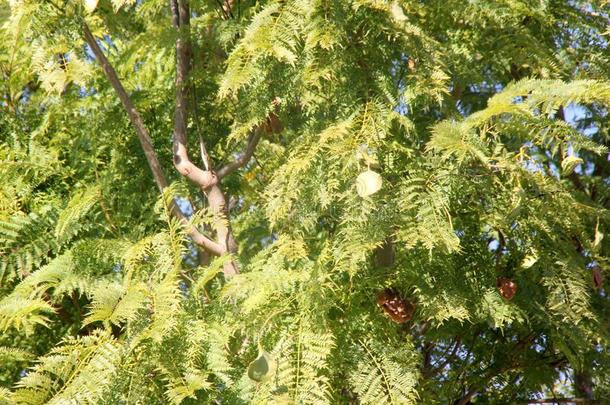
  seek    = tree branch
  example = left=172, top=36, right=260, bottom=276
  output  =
left=82, top=22, right=223, bottom=256
left=527, top=399, right=597, bottom=404
left=425, top=337, right=461, bottom=378
left=453, top=332, right=556, bottom=405
left=171, top=1, right=219, bottom=190
left=188, top=224, right=224, bottom=255
left=217, top=128, right=263, bottom=179
left=455, top=389, right=476, bottom=405
left=83, top=23, right=167, bottom=192
left=171, top=0, right=239, bottom=274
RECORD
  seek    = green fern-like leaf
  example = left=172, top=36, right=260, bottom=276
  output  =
left=55, top=185, right=100, bottom=244
left=163, top=369, right=212, bottom=405
left=349, top=340, right=419, bottom=405
left=12, top=331, right=121, bottom=405
left=83, top=281, right=148, bottom=328
left=0, top=296, right=55, bottom=334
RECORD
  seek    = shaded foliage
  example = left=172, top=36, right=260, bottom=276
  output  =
left=1, top=0, right=610, bottom=403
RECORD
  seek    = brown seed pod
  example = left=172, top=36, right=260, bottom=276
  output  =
left=407, top=58, right=416, bottom=71
left=496, top=277, right=517, bottom=300
left=263, top=112, right=283, bottom=134
left=592, top=266, right=603, bottom=289
left=376, top=289, right=415, bottom=323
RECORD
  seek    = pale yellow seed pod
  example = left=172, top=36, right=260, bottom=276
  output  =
left=84, top=0, right=99, bottom=13
left=356, top=170, right=382, bottom=197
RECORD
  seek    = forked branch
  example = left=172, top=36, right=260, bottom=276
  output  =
left=217, top=128, right=263, bottom=179
left=171, top=0, right=219, bottom=190
left=171, top=0, right=240, bottom=275
left=82, top=22, right=223, bottom=256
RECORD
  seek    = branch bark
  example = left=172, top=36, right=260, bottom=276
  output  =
left=83, top=24, right=167, bottom=193
left=453, top=332, right=538, bottom=405
left=455, top=389, right=476, bottom=405
left=171, top=0, right=240, bottom=275
left=574, top=370, right=595, bottom=402
left=424, top=337, right=461, bottom=378
left=216, top=128, right=263, bottom=179
left=528, top=399, right=598, bottom=404
left=82, top=22, right=223, bottom=256
left=171, top=0, right=218, bottom=190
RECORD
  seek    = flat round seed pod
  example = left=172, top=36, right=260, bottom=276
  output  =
left=84, top=0, right=99, bottom=12
left=356, top=170, right=382, bottom=197
left=247, top=349, right=276, bottom=383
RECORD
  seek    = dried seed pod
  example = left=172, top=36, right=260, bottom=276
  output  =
left=407, top=58, right=416, bottom=71
left=376, top=289, right=415, bottom=323
left=263, top=112, right=283, bottom=134
left=592, top=266, right=603, bottom=289
left=356, top=170, right=382, bottom=197
left=496, top=277, right=517, bottom=300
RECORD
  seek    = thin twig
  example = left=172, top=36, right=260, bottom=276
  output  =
left=527, top=399, right=595, bottom=404
left=217, top=128, right=263, bottom=179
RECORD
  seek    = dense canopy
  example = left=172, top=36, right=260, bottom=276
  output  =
left=1, top=0, right=610, bottom=403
